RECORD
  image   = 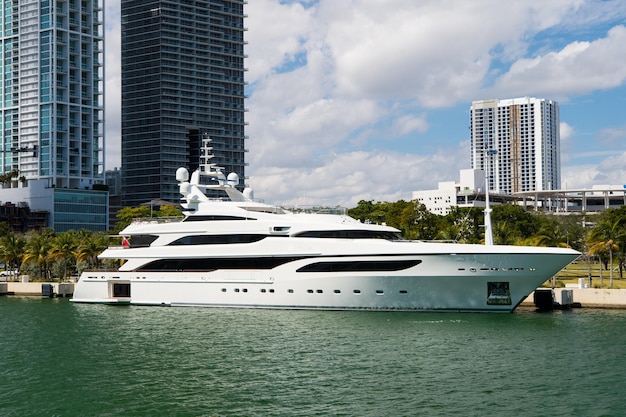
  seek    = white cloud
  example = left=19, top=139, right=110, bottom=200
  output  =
left=562, top=151, right=626, bottom=188
left=102, top=1, right=626, bottom=207
left=245, top=0, right=315, bottom=84
left=243, top=0, right=626, bottom=205
left=249, top=144, right=467, bottom=207
left=490, top=26, right=626, bottom=99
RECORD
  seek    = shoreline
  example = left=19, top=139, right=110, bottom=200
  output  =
left=520, top=287, right=626, bottom=310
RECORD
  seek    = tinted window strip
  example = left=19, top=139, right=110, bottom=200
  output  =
left=296, top=260, right=422, bottom=273
left=293, top=230, right=403, bottom=240
left=169, top=234, right=267, bottom=245
left=138, top=256, right=306, bottom=271
left=182, top=215, right=257, bottom=221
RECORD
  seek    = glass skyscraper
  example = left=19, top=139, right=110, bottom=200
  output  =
left=470, top=97, right=561, bottom=194
left=0, top=0, right=104, bottom=188
left=121, top=0, right=247, bottom=207
left=0, top=1, right=107, bottom=232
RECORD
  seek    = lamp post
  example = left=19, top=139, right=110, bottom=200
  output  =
left=484, top=149, right=497, bottom=246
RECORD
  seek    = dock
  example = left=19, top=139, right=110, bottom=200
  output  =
left=0, top=282, right=74, bottom=298
left=522, top=288, right=626, bottom=309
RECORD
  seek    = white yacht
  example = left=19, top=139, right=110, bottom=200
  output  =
left=71, top=166, right=579, bottom=312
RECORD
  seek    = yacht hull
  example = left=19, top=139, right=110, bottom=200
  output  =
left=72, top=251, right=578, bottom=313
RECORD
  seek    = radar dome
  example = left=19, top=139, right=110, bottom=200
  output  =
left=226, top=172, right=239, bottom=186
left=176, top=167, right=189, bottom=182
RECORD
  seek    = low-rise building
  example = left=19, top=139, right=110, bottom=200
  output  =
left=413, top=169, right=625, bottom=215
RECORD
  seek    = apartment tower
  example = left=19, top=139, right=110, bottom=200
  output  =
left=121, top=0, right=247, bottom=207
left=470, top=97, right=560, bottom=194
left=0, top=1, right=107, bottom=232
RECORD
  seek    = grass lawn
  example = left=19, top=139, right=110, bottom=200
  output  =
left=548, top=261, right=625, bottom=289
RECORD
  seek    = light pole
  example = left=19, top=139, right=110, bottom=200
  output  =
left=484, top=149, right=497, bottom=246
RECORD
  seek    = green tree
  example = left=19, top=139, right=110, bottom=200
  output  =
left=399, top=201, right=440, bottom=240
left=491, top=204, right=541, bottom=242
left=441, top=207, right=484, bottom=243
left=113, top=206, right=151, bottom=233
left=527, top=219, right=571, bottom=248
left=75, top=232, right=109, bottom=271
left=0, top=222, right=10, bottom=237
left=348, top=200, right=377, bottom=223
left=587, top=215, right=624, bottom=287
left=492, top=220, right=522, bottom=245
left=0, top=232, right=26, bottom=276
left=22, top=228, right=55, bottom=279
left=48, top=231, right=78, bottom=280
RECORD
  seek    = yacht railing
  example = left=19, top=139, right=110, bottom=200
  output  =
left=283, top=206, right=348, bottom=215
left=130, top=216, right=184, bottom=224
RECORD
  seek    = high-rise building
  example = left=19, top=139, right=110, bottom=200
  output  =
left=470, top=97, right=560, bottom=194
left=121, top=0, right=247, bottom=207
left=0, top=0, right=107, bottom=232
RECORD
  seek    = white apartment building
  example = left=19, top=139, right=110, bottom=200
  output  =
left=470, top=97, right=560, bottom=194
left=413, top=170, right=624, bottom=216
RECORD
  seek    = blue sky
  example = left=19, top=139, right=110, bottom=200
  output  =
left=104, top=0, right=626, bottom=206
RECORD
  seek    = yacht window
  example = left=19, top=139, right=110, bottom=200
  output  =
left=296, top=259, right=421, bottom=273
left=125, top=235, right=158, bottom=247
left=293, top=230, right=404, bottom=240
left=169, top=234, right=267, bottom=245
left=183, top=215, right=256, bottom=221
left=137, top=256, right=305, bottom=271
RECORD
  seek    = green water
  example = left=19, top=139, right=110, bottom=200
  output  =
left=1, top=297, right=625, bottom=416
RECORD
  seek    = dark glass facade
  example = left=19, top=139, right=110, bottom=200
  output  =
left=121, top=0, right=247, bottom=207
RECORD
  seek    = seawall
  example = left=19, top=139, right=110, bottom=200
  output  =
left=0, top=282, right=74, bottom=297
left=521, top=288, right=626, bottom=309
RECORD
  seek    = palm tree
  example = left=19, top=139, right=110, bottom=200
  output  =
left=75, top=232, right=109, bottom=271
left=48, top=231, right=78, bottom=280
left=587, top=217, right=623, bottom=288
left=530, top=222, right=571, bottom=248
left=23, top=230, right=54, bottom=280
left=493, top=221, right=521, bottom=245
left=0, top=232, right=26, bottom=277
